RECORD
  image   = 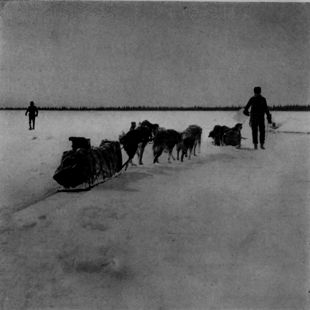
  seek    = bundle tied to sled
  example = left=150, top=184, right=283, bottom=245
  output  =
left=53, top=137, right=122, bottom=188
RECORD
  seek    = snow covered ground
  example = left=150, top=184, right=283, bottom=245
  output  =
left=0, top=110, right=308, bottom=213
left=0, top=110, right=249, bottom=212
left=0, top=110, right=309, bottom=309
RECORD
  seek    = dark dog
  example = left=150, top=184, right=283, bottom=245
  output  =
left=222, top=123, right=243, bottom=148
left=153, top=129, right=182, bottom=163
left=209, top=123, right=243, bottom=148
left=177, top=125, right=202, bottom=162
left=208, top=125, right=230, bottom=146
left=136, top=120, right=159, bottom=164
left=119, top=120, right=159, bottom=170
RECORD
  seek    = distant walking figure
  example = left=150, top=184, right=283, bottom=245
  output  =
left=25, top=101, right=39, bottom=130
left=243, top=87, right=272, bottom=149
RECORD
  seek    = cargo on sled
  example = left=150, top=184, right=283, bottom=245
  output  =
left=53, top=137, right=122, bottom=189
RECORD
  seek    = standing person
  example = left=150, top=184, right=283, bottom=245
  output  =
left=25, top=101, right=39, bottom=130
left=243, top=87, right=272, bottom=150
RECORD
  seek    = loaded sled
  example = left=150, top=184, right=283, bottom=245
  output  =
left=53, top=137, right=122, bottom=190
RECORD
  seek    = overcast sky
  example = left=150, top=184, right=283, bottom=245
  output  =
left=0, top=1, right=310, bottom=108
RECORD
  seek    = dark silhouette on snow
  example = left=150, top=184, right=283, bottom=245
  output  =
left=243, top=87, right=272, bottom=149
left=25, top=101, right=39, bottom=130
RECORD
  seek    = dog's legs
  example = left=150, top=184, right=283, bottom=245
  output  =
left=181, top=146, right=187, bottom=162
left=188, top=146, right=193, bottom=159
left=153, top=146, right=163, bottom=164
left=170, top=149, right=176, bottom=161
left=168, top=151, right=175, bottom=163
left=193, top=142, right=197, bottom=156
left=138, top=142, right=146, bottom=165
left=167, top=148, right=171, bottom=163
left=176, top=143, right=182, bottom=160
left=136, top=145, right=140, bottom=159
left=219, top=137, right=223, bottom=146
left=154, top=154, right=160, bottom=164
left=153, top=154, right=158, bottom=164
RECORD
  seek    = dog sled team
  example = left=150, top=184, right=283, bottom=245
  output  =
left=53, top=86, right=276, bottom=189
left=119, top=121, right=202, bottom=170
left=53, top=122, right=203, bottom=189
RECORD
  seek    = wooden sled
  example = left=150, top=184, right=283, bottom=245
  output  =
left=53, top=137, right=122, bottom=190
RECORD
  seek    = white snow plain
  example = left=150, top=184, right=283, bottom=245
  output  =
left=0, top=110, right=309, bottom=310
left=0, top=110, right=309, bottom=212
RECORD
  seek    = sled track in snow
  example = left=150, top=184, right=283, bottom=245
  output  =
left=15, top=171, right=126, bottom=212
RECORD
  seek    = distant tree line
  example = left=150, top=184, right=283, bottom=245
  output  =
left=1, top=105, right=310, bottom=111
left=269, top=105, right=310, bottom=111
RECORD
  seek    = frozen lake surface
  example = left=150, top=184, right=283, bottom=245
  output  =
left=0, top=110, right=309, bottom=212
left=0, top=110, right=309, bottom=310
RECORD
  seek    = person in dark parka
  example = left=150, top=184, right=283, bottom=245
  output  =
left=243, top=87, right=272, bottom=150
left=25, top=101, right=39, bottom=130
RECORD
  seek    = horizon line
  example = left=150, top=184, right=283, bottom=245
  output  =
left=1, top=105, right=310, bottom=111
